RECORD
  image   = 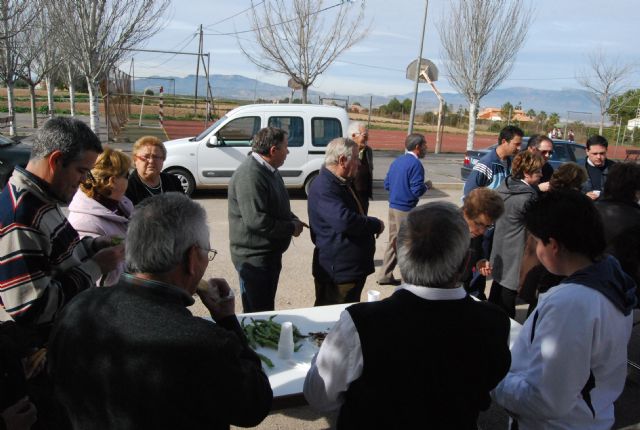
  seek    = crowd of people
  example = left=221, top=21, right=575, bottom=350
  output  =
left=0, top=117, right=638, bottom=430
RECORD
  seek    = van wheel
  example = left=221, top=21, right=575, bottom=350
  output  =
left=304, top=172, right=318, bottom=197
left=166, top=168, right=195, bottom=196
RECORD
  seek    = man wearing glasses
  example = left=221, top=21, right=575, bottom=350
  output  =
left=349, top=121, right=373, bottom=214
left=48, top=193, right=273, bottom=429
left=526, top=134, right=555, bottom=192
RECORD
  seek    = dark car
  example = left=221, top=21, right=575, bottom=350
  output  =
left=0, top=135, right=31, bottom=189
left=460, top=138, right=586, bottom=181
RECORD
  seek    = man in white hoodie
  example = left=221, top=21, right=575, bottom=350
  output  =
left=492, top=189, right=637, bottom=430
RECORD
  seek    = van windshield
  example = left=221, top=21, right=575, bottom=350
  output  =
left=194, top=115, right=227, bottom=141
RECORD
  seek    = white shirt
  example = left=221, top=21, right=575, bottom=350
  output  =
left=303, top=285, right=466, bottom=412
left=251, top=152, right=276, bottom=173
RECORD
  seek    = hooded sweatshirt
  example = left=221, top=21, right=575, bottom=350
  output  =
left=490, top=176, right=538, bottom=291
left=68, top=190, right=133, bottom=286
left=493, top=255, right=636, bottom=430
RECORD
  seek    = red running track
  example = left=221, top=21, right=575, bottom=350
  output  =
left=162, top=120, right=633, bottom=158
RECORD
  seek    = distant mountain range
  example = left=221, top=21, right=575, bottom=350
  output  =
left=133, top=74, right=600, bottom=118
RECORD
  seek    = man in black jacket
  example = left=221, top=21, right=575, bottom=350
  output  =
left=582, top=134, right=615, bottom=200
left=304, top=201, right=510, bottom=429
left=307, top=138, right=384, bottom=305
left=48, top=193, right=272, bottom=430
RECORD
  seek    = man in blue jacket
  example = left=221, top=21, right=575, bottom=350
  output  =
left=308, top=138, right=385, bottom=305
left=377, top=133, right=429, bottom=285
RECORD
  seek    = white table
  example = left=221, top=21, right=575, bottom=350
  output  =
left=238, top=303, right=522, bottom=409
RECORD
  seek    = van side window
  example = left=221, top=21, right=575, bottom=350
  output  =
left=217, top=116, right=260, bottom=146
left=268, top=116, right=304, bottom=147
left=551, top=143, right=568, bottom=161
left=312, top=117, right=343, bottom=147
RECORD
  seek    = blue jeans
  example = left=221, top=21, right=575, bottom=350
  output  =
left=236, top=258, right=282, bottom=313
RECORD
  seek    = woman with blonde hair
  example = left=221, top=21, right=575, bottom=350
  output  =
left=125, top=136, right=183, bottom=205
left=68, top=147, right=133, bottom=286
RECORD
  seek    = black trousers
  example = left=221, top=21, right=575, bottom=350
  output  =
left=488, top=280, right=517, bottom=318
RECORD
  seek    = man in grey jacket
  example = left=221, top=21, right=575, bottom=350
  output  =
left=228, top=127, right=304, bottom=312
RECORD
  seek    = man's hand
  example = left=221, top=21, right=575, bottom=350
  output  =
left=425, top=180, right=433, bottom=189
left=92, top=244, right=125, bottom=274
left=538, top=182, right=550, bottom=192
left=292, top=220, right=304, bottom=237
left=376, top=219, right=385, bottom=238
left=476, top=259, right=492, bottom=277
left=198, top=278, right=236, bottom=322
left=1, top=397, right=37, bottom=430
left=586, top=191, right=600, bottom=200
left=92, top=235, right=124, bottom=251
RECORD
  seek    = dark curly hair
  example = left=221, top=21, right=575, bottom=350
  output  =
left=602, top=162, right=640, bottom=203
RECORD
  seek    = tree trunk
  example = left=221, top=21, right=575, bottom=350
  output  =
left=302, top=85, right=308, bottom=104
left=599, top=114, right=604, bottom=135
left=45, top=77, right=54, bottom=118
left=29, top=84, right=37, bottom=128
left=466, top=100, right=479, bottom=150
left=68, top=67, right=75, bottom=116
left=6, top=82, right=16, bottom=136
left=87, top=77, right=100, bottom=134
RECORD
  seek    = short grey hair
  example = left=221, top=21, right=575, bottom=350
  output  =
left=31, top=117, right=102, bottom=165
left=397, top=202, right=469, bottom=287
left=405, top=133, right=425, bottom=151
left=126, top=192, right=209, bottom=274
left=347, top=121, right=365, bottom=137
left=324, top=137, right=356, bottom=166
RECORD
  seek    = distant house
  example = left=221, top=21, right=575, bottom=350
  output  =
left=627, top=117, right=640, bottom=131
left=478, top=107, right=533, bottom=122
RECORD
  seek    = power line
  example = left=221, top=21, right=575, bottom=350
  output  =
left=203, top=1, right=265, bottom=30
left=202, top=1, right=346, bottom=36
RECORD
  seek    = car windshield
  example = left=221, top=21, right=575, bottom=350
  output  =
left=0, top=135, right=14, bottom=147
left=194, top=115, right=227, bottom=141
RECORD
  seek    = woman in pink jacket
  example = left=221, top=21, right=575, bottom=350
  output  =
left=68, top=147, right=133, bottom=286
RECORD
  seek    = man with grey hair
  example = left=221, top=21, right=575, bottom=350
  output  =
left=307, top=137, right=384, bottom=305
left=0, top=117, right=123, bottom=340
left=377, top=133, right=430, bottom=285
left=349, top=121, right=373, bottom=214
left=304, top=202, right=510, bottom=428
left=228, top=126, right=304, bottom=312
left=48, top=192, right=273, bottom=429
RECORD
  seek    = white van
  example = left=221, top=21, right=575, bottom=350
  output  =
left=162, top=104, right=350, bottom=196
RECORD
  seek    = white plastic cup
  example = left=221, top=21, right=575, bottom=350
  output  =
left=367, top=290, right=381, bottom=302
left=278, top=321, right=294, bottom=359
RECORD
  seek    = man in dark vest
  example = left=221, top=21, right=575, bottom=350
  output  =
left=304, top=201, right=511, bottom=429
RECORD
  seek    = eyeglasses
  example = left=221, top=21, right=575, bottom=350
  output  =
left=539, top=150, right=553, bottom=156
left=472, top=219, right=494, bottom=230
left=136, top=154, right=164, bottom=163
left=196, top=245, right=218, bottom=262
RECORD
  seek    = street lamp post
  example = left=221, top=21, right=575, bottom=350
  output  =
left=408, top=0, right=429, bottom=135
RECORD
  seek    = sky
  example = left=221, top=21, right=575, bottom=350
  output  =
left=129, top=0, right=640, bottom=98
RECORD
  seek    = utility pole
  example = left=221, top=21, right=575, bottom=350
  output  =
left=194, top=25, right=203, bottom=115
left=408, top=0, right=429, bottom=135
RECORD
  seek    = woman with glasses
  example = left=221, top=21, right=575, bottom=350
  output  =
left=68, top=147, right=133, bottom=286
left=125, top=136, right=183, bottom=205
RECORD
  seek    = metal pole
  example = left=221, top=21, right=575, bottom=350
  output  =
left=408, top=0, right=428, bottom=135
left=367, top=95, right=372, bottom=128
left=194, top=24, right=203, bottom=115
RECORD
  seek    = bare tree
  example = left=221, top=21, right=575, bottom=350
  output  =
left=16, top=6, right=62, bottom=128
left=0, top=0, right=39, bottom=135
left=51, top=0, right=168, bottom=133
left=577, top=50, right=634, bottom=135
left=439, top=0, right=533, bottom=150
left=239, top=0, right=369, bottom=103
